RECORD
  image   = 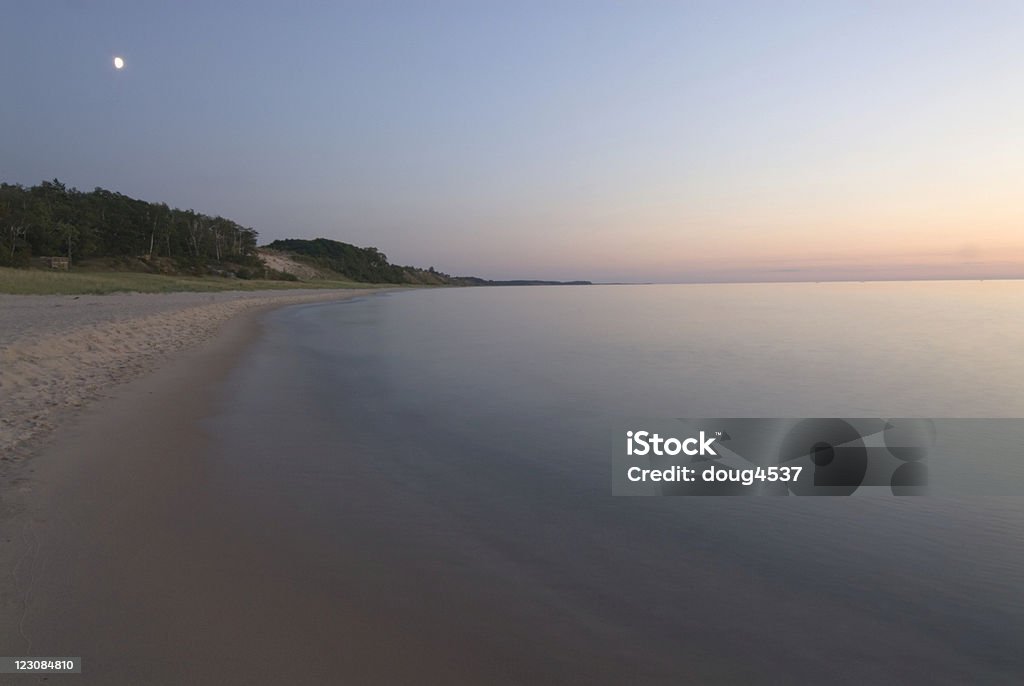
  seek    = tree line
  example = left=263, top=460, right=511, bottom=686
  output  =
left=0, top=179, right=260, bottom=269
left=1, top=179, right=592, bottom=286
left=265, top=237, right=445, bottom=284
left=266, top=238, right=592, bottom=286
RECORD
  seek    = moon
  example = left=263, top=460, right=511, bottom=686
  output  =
left=113, top=56, right=125, bottom=70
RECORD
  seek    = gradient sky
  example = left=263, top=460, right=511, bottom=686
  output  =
left=2, top=1, right=1022, bottom=282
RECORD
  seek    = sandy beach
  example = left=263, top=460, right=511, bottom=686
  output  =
left=0, top=289, right=374, bottom=465
left=0, top=287, right=397, bottom=684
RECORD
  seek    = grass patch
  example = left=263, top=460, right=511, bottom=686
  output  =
left=0, top=267, right=382, bottom=295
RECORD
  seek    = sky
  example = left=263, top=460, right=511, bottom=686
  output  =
left=1, top=1, right=1022, bottom=282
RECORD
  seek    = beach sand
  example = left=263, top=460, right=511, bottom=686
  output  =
left=0, top=290, right=373, bottom=465
left=0, top=288, right=422, bottom=684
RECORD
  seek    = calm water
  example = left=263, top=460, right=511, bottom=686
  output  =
left=211, top=282, right=1024, bottom=684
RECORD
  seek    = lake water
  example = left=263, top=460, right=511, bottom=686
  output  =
left=211, top=282, right=1024, bottom=684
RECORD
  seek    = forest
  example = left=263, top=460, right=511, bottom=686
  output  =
left=1, top=180, right=590, bottom=286
left=0, top=179, right=264, bottom=275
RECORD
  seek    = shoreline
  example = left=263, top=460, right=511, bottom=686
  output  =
left=0, top=288, right=385, bottom=467
left=0, top=288, right=393, bottom=683
left=1, top=284, right=1020, bottom=683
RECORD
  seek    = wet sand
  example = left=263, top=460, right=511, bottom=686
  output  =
left=0, top=289, right=397, bottom=684
left=0, top=290, right=373, bottom=463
